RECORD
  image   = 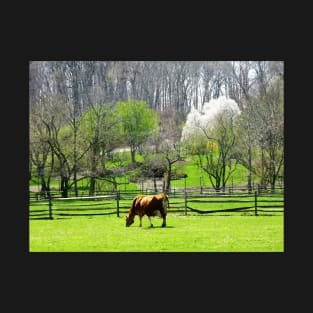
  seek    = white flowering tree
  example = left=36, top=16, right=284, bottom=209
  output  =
left=182, top=96, right=241, bottom=191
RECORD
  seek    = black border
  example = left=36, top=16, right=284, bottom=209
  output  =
left=6, top=23, right=298, bottom=306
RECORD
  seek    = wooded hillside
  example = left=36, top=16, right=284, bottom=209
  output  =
left=29, top=61, right=284, bottom=197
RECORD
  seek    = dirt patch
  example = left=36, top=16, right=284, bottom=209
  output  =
left=29, top=185, right=40, bottom=192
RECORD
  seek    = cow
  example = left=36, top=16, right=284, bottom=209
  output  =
left=125, top=193, right=169, bottom=227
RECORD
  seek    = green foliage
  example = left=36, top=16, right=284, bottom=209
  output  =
left=106, top=151, right=144, bottom=168
left=79, top=104, right=121, bottom=150
left=116, top=99, right=159, bottom=148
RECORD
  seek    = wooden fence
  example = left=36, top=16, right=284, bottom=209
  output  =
left=29, top=183, right=284, bottom=201
left=29, top=190, right=284, bottom=220
left=168, top=191, right=284, bottom=216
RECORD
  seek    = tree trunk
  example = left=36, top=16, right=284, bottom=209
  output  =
left=89, top=176, right=96, bottom=196
left=112, top=177, right=117, bottom=192
left=153, top=177, right=158, bottom=192
left=271, top=181, right=276, bottom=193
left=260, top=149, right=267, bottom=190
left=61, top=176, right=69, bottom=198
left=215, top=180, right=221, bottom=192
left=164, top=163, right=172, bottom=192
left=39, top=178, right=49, bottom=198
left=73, top=128, right=78, bottom=197
left=73, top=168, right=78, bottom=197
left=37, top=166, right=49, bottom=197
left=89, top=161, right=97, bottom=196
left=247, top=146, right=252, bottom=193
left=270, top=172, right=276, bottom=193
left=163, top=172, right=168, bottom=192
left=131, top=148, right=136, bottom=166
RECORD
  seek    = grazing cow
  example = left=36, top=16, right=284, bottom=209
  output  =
left=125, top=193, right=168, bottom=227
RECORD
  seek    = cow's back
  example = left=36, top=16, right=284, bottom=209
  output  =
left=132, top=195, right=145, bottom=214
left=138, top=194, right=168, bottom=216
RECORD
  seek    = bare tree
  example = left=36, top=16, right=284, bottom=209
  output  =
left=231, top=61, right=284, bottom=191
left=38, top=93, right=91, bottom=198
left=227, top=61, right=256, bottom=191
left=79, top=104, right=121, bottom=195
left=30, top=104, right=55, bottom=197
left=252, top=74, right=284, bottom=191
left=155, top=108, right=186, bottom=192
left=196, top=114, right=238, bottom=192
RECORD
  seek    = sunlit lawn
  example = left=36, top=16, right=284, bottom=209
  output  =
left=29, top=214, right=284, bottom=252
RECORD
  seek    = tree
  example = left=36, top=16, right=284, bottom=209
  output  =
left=252, top=75, right=284, bottom=191
left=138, top=155, right=167, bottom=192
left=235, top=61, right=284, bottom=191
left=154, top=108, right=186, bottom=192
left=161, top=141, right=186, bottom=192
left=37, top=93, right=90, bottom=198
left=79, top=104, right=121, bottom=195
left=197, top=115, right=238, bottom=192
left=29, top=104, right=54, bottom=197
left=228, top=61, right=284, bottom=192
left=116, top=99, right=159, bottom=166
left=232, top=107, right=255, bottom=193
left=227, top=61, right=256, bottom=192
left=182, top=97, right=240, bottom=192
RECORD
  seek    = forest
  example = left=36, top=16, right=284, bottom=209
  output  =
left=29, top=61, right=284, bottom=197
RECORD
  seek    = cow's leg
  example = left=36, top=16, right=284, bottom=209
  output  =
left=148, top=216, right=153, bottom=227
left=161, top=217, right=166, bottom=227
left=139, top=215, right=142, bottom=227
left=161, top=211, right=166, bottom=227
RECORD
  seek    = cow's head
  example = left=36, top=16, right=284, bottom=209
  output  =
left=125, top=215, right=134, bottom=227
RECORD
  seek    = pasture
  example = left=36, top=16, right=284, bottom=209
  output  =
left=29, top=214, right=284, bottom=252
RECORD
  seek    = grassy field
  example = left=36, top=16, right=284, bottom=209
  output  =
left=171, top=159, right=255, bottom=188
left=29, top=151, right=284, bottom=252
left=29, top=214, right=284, bottom=252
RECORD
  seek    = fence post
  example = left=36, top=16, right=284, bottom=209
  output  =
left=116, top=190, right=120, bottom=217
left=184, top=176, right=187, bottom=215
left=254, top=191, right=258, bottom=216
left=48, top=193, right=53, bottom=220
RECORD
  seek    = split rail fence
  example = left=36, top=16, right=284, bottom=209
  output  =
left=29, top=190, right=284, bottom=220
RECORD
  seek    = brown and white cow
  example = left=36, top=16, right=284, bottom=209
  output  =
left=125, top=193, right=168, bottom=227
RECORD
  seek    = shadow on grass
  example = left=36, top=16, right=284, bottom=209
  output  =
left=140, top=225, right=175, bottom=229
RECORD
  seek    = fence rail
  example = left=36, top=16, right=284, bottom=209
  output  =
left=29, top=189, right=284, bottom=220
left=29, top=183, right=284, bottom=200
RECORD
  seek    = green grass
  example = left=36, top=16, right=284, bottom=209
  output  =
left=171, top=156, right=258, bottom=189
left=170, top=194, right=283, bottom=215
left=29, top=214, right=284, bottom=252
